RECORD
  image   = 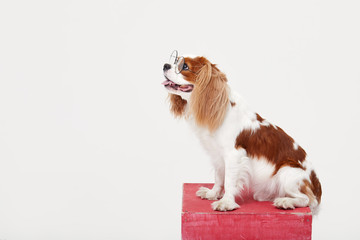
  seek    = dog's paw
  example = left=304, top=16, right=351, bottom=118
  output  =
left=196, top=187, right=221, bottom=200
left=211, top=198, right=240, bottom=211
left=273, top=197, right=296, bottom=210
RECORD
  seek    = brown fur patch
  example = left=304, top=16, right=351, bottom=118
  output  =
left=256, top=113, right=264, bottom=122
left=180, top=57, right=209, bottom=84
left=181, top=57, right=229, bottom=132
left=300, top=180, right=316, bottom=205
left=235, top=114, right=306, bottom=175
left=300, top=171, right=322, bottom=206
left=230, top=101, right=236, bottom=107
left=169, top=94, right=187, bottom=117
left=309, top=170, right=322, bottom=204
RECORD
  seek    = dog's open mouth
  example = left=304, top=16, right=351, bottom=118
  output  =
left=162, top=77, right=194, bottom=92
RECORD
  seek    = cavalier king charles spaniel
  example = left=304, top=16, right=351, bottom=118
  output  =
left=162, top=51, right=322, bottom=212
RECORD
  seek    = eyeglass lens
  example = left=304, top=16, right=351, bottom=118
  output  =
left=169, top=50, right=178, bottom=64
left=176, top=57, right=184, bottom=74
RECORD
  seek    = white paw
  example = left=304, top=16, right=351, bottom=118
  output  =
left=211, top=198, right=240, bottom=211
left=196, top=187, right=221, bottom=200
left=274, top=197, right=295, bottom=210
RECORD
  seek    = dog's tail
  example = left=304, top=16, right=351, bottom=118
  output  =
left=301, top=170, right=322, bottom=214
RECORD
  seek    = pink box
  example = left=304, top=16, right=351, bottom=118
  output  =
left=182, top=183, right=312, bottom=240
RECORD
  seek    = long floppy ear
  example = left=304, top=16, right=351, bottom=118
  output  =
left=190, top=62, right=229, bottom=132
left=168, top=94, right=187, bottom=117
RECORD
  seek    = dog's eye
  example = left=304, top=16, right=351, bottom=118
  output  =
left=183, top=63, right=189, bottom=70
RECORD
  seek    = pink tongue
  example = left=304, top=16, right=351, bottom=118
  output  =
left=162, top=80, right=178, bottom=88
left=162, top=79, right=193, bottom=92
left=162, top=80, right=171, bottom=85
left=179, top=85, right=193, bottom=91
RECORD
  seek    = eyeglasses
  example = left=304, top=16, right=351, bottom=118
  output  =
left=169, top=50, right=196, bottom=74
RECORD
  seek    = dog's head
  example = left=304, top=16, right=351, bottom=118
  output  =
left=162, top=50, right=229, bottom=132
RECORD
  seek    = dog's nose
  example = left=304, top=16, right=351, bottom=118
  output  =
left=163, top=63, right=171, bottom=71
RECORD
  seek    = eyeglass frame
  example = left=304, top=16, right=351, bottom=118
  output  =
left=169, top=50, right=198, bottom=74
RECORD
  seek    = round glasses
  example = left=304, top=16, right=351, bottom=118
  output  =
left=169, top=50, right=186, bottom=74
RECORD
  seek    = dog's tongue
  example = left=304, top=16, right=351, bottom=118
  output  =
left=162, top=79, right=193, bottom=92
left=179, top=85, right=193, bottom=92
left=162, top=80, right=171, bottom=86
left=162, top=80, right=178, bottom=88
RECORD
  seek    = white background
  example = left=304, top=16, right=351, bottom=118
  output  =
left=0, top=0, right=359, bottom=239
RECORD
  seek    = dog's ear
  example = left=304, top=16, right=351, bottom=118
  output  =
left=169, top=93, right=187, bottom=117
left=190, top=61, right=229, bottom=132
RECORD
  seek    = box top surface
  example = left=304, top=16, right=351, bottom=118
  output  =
left=182, top=183, right=312, bottom=215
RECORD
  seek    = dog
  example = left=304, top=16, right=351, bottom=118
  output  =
left=162, top=50, right=322, bottom=212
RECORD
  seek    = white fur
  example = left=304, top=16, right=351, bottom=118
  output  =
left=164, top=64, right=318, bottom=212
left=198, top=90, right=316, bottom=211
left=251, top=157, right=278, bottom=201
left=163, top=62, right=192, bottom=101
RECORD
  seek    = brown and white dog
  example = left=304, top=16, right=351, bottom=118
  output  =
left=162, top=51, right=322, bottom=212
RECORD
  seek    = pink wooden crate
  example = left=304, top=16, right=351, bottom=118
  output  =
left=182, top=183, right=312, bottom=240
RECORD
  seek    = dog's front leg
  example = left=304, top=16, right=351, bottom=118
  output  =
left=211, top=148, right=250, bottom=211
left=196, top=158, right=225, bottom=200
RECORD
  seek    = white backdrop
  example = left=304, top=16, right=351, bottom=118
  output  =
left=1, top=0, right=360, bottom=239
